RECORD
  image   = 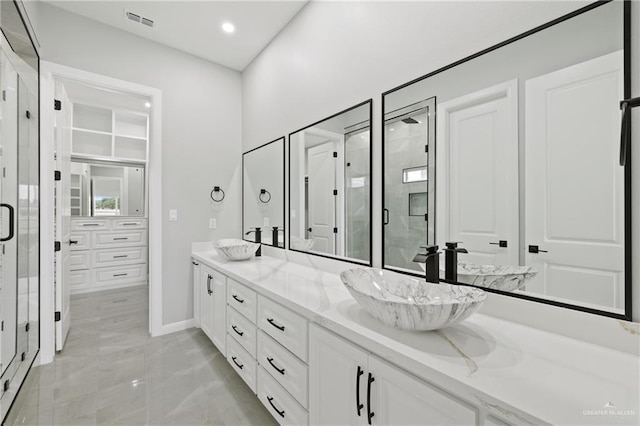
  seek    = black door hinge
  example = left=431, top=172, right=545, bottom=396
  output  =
left=54, top=170, right=61, bottom=181
left=54, top=99, right=62, bottom=111
left=21, top=352, right=25, bottom=361
left=425, top=145, right=429, bottom=153
left=55, top=311, right=61, bottom=322
left=424, top=214, right=428, bottom=221
left=333, top=227, right=338, bottom=234
left=25, top=322, right=30, bottom=332
left=54, top=241, right=61, bottom=252
left=1, top=321, right=3, bottom=331
left=333, top=189, right=338, bottom=196
left=333, top=151, right=338, bottom=158
left=26, top=110, right=31, bottom=119
left=2, top=90, right=5, bottom=101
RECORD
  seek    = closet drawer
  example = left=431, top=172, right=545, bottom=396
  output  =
left=111, top=218, right=148, bottom=230
left=226, top=335, right=257, bottom=393
left=227, top=279, right=257, bottom=323
left=92, top=246, right=147, bottom=268
left=258, top=366, right=308, bottom=426
left=69, top=250, right=91, bottom=270
left=258, top=331, right=308, bottom=408
left=71, top=219, right=110, bottom=231
left=69, top=269, right=90, bottom=291
left=93, top=230, right=147, bottom=249
left=93, top=263, right=147, bottom=287
left=69, top=232, right=90, bottom=251
left=227, top=306, right=257, bottom=358
left=258, top=297, right=308, bottom=362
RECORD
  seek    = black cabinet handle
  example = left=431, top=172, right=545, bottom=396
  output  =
left=383, top=208, right=389, bottom=225
left=113, top=273, right=127, bottom=277
left=232, top=294, right=244, bottom=304
left=367, top=373, right=375, bottom=425
left=267, top=357, right=285, bottom=375
left=528, top=245, right=548, bottom=254
left=231, top=325, right=244, bottom=336
left=489, top=240, right=508, bottom=248
left=82, top=223, right=100, bottom=227
left=122, top=222, right=139, bottom=226
left=231, top=356, right=244, bottom=370
left=267, top=318, right=285, bottom=331
left=267, top=396, right=285, bottom=418
left=113, top=255, right=128, bottom=258
left=206, top=274, right=212, bottom=295
left=356, top=366, right=364, bottom=417
left=69, top=239, right=78, bottom=245
left=0, top=204, right=14, bottom=242
left=113, top=237, right=129, bottom=241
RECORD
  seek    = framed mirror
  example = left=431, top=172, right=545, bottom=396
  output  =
left=382, top=1, right=631, bottom=320
left=71, top=159, right=145, bottom=216
left=243, top=137, right=285, bottom=248
left=289, top=100, right=372, bottom=264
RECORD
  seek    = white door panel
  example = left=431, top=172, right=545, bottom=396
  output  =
left=307, top=142, right=336, bottom=255
left=524, top=51, right=624, bottom=310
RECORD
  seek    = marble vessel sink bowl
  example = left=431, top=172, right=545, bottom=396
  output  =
left=340, top=268, right=487, bottom=331
left=290, top=237, right=315, bottom=251
left=214, top=239, right=260, bottom=261
left=453, top=262, right=537, bottom=292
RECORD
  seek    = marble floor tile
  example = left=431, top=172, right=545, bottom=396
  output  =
left=6, top=286, right=276, bottom=425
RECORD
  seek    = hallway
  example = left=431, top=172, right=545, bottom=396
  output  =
left=7, top=286, right=275, bottom=425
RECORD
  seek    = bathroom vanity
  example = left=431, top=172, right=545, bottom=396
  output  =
left=191, top=245, right=639, bottom=426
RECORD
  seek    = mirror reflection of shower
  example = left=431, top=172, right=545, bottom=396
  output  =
left=383, top=97, right=436, bottom=273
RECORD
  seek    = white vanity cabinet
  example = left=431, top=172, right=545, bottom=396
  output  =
left=309, top=324, right=478, bottom=426
left=199, top=264, right=226, bottom=355
left=225, top=278, right=258, bottom=392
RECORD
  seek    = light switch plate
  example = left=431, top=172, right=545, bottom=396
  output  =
left=169, top=210, right=178, bottom=221
left=209, top=218, right=217, bottom=229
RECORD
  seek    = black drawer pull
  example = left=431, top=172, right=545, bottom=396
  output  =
left=113, top=237, right=129, bottom=241
left=267, top=318, right=285, bottom=331
left=122, top=223, right=139, bottom=226
left=267, top=396, right=285, bottom=418
left=367, top=373, right=375, bottom=425
left=232, top=294, right=244, bottom=304
left=113, top=273, right=128, bottom=277
left=82, top=223, right=100, bottom=227
left=267, top=357, right=285, bottom=375
left=113, top=255, right=128, bottom=258
left=356, top=366, right=364, bottom=417
left=231, top=356, right=244, bottom=370
left=231, top=325, right=244, bottom=336
left=69, top=240, right=78, bottom=245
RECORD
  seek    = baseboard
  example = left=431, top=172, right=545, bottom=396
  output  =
left=159, top=318, right=195, bottom=336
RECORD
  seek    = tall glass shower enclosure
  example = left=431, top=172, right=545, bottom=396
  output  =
left=0, top=1, right=40, bottom=420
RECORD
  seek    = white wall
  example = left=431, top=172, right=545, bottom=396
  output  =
left=243, top=0, right=640, bottom=348
left=30, top=2, right=242, bottom=326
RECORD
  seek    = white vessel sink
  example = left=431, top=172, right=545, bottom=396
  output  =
left=340, top=268, right=486, bottom=331
left=214, top=239, right=260, bottom=261
left=454, top=262, right=537, bottom=292
left=290, top=237, right=315, bottom=251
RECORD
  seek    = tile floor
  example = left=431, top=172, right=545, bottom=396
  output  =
left=7, top=286, right=276, bottom=425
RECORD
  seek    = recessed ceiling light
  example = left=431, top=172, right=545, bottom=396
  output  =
left=222, top=22, right=235, bottom=34
left=145, top=102, right=151, bottom=108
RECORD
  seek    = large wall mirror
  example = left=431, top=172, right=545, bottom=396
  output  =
left=243, top=137, right=285, bottom=248
left=289, top=100, right=372, bottom=264
left=382, top=1, right=631, bottom=320
left=70, top=160, right=145, bottom=216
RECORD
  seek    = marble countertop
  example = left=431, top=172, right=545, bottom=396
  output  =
left=192, top=248, right=640, bottom=425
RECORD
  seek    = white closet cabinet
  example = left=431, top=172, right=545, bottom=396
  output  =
left=309, top=324, right=477, bottom=426
left=199, top=264, right=226, bottom=355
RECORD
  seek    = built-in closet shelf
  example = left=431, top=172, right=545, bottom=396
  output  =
left=72, top=127, right=112, bottom=137
left=70, top=153, right=148, bottom=165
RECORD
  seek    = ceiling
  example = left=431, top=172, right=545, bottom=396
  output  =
left=42, top=0, right=308, bottom=71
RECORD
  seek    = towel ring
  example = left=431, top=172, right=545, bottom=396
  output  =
left=259, top=189, right=271, bottom=203
left=211, top=186, right=225, bottom=202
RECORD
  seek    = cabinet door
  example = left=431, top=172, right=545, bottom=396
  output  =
left=368, top=356, right=477, bottom=425
left=309, top=324, right=368, bottom=426
left=210, top=270, right=227, bottom=356
left=199, top=266, right=214, bottom=341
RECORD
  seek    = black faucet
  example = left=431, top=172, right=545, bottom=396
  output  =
left=443, top=242, right=468, bottom=282
left=271, top=226, right=283, bottom=247
left=245, top=227, right=262, bottom=257
left=412, top=245, right=440, bottom=283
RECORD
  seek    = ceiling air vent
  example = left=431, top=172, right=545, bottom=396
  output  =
left=124, top=10, right=155, bottom=28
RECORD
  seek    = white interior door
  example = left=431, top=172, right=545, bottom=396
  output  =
left=307, top=142, right=337, bottom=255
left=525, top=51, right=624, bottom=310
left=54, top=80, right=72, bottom=351
left=436, top=80, right=519, bottom=266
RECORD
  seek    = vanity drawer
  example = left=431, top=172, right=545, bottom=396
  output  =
left=93, top=230, right=148, bottom=249
left=92, top=246, right=147, bottom=268
left=258, top=366, right=308, bottom=426
left=69, top=269, right=90, bottom=291
left=111, top=218, right=148, bottom=230
left=69, top=232, right=90, bottom=251
left=69, top=250, right=91, bottom=270
left=227, top=306, right=257, bottom=358
left=258, top=297, right=308, bottom=362
left=93, top=263, right=147, bottom=287
left=258, top=331, right=308, bottom=408
left=71, top=219, right=110, bottom=231
left=226, top=335, right=257, bottom=393
left=227, top=279, right=257, bottom=323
